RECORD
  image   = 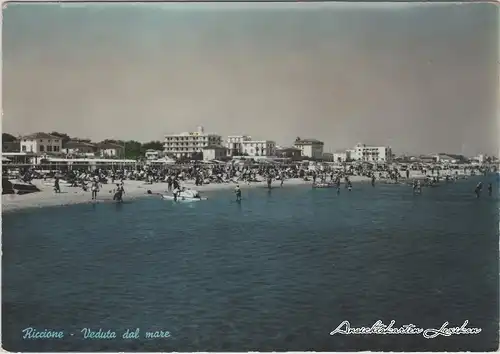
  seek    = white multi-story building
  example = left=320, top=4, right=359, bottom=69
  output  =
left=226, top=135, right=252, bottom=156
left=241, top=140, right=276, bottom=157
left=293, top=138, right=324, bottom=159
left=352, top=143, right=393, bottom=162
left=20, top=132, right=63, bottom=154
left=164, top=126, right=222, bottom=158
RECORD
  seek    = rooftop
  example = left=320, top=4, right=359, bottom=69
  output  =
left=22, top=132, right=60, bottom=140
left=294, top=138, right=324, bottom=145
left=65, top=141, right=97, bottom=148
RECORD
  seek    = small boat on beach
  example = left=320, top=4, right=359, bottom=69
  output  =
left=312, top=182, right=336, bottom=189
left=161, top=195, right=207, bottom=202
left=161, top=189, right=208, bottom=202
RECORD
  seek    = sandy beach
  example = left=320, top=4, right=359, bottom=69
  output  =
left=1, top=169, right=473, bottom=213
left=1, top=177, right=316, bottom=212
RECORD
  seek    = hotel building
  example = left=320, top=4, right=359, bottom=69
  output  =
left=226, top=135, right=276, bottom=157
left=164, top=126, right=223, bottom=158
left=241, top=140, right=276, bottom=157
left=226, top=135, right=252, bottom=156
left=293, top=138, right=324, bottom=159
left=352, top=143, right=393, bottom=162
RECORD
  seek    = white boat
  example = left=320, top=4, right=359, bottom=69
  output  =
left=161, top=189, right=207, bottom=202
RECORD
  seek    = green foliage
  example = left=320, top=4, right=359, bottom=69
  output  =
left=2, top=133, right=17, bottom=142
left=142, top=141, right=164, bottom=151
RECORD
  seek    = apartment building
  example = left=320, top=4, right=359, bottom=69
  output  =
left=20, top=132, right=63, bottom=154
left=226, top=135, right=252, bottom=156
left=293, top=138, right=324, bottom=159
left=241, top=140, right=276, bottom=157
left=164, top=126, right=223, bottom=158
left=352, top=143, right=393, bottom=162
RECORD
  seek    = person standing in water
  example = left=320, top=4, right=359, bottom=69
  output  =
left=235, top=184, right=242, bottom=202
left=474, top=182, right=483, bottom=199
left=488, top=183, right=493, bottom=197
left=267, top=175, right=272, bottom=190
left=371, top=174, right=376, bottom=187
left=91, top=178, right=99, bottom=200
left=114, top=183, right=125, bottom=202
left=172, top=186, right=180, bottom=202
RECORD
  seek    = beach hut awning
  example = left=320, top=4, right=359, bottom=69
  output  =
left=151, top=158, right=175, bottom=164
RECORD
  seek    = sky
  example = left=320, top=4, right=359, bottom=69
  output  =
left=2, top=2, right=498, bottom=156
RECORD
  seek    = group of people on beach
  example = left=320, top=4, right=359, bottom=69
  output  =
left=5, top=162, right=497, bottom=204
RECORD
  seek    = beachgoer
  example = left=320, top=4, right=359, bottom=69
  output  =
left=113, top=183, right=124, bottom=202
left=488, top=183, right=493, bottom=197
left=91, top=178, right=99, bottom=200
left=475, top=182, right=483, bottom=199
left=235, top=185, right=242, bottom=201
left=173, top=187, right=180, bottom=202
left=54, top=177, right=61, bottom=193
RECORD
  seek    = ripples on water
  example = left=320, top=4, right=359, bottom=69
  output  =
left=2, top=178, right=499, bottom=351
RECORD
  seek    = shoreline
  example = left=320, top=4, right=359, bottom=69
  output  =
left=1, top=177, right=317, bottom=213
left=1, top=170, right=479, bottom=213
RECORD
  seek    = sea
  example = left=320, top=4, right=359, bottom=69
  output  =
left=2, top=177, right=499, bottom=352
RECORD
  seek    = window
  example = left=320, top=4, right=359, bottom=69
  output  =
left=47, top=146, right=52, bottom=152
left=54, top=146, right=60, bottom=152
left=22, top=145, right=26, bottom=152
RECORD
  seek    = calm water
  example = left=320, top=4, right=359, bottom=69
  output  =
left=2, top=177, right=499, bottom=351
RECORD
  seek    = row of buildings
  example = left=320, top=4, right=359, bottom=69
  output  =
left=3, top=129, right=494, bottom=166
left=2, top=128, right=394, bottom=164
left=164, top=126, right=394, bottom=163
left=3, top=133, right=125, bottom=157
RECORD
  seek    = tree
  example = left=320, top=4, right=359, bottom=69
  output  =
left=123, top=140, right=142, bottom=159
left=142, top=141, right=164, bottom=151
left=2, top=133, right=17, bottom=142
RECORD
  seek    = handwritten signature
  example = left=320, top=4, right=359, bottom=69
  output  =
left=330, top=320, right=481, bottom=339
